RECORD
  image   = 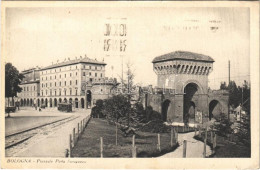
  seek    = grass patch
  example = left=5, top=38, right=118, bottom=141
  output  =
left=194, top=134, right=250, bottom=158
left=71, top=118, right=179, bottom=158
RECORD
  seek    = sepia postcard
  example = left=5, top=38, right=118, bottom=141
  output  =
left=1, top=1, right=259, bottom=169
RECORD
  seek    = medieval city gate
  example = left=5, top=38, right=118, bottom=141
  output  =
left=147, top=51, right=228, bottom=124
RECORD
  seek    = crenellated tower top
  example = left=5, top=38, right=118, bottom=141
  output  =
left=152, top=51, right=214, bottom=92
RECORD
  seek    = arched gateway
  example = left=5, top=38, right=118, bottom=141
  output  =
left=149, top=51, right=227, bottom=123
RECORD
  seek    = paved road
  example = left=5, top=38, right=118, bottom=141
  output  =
left=13, top=109, right=91, bottom=157
left=160, top=132, right=211, bottom=158
left=5, top=107, right=76, bottom=136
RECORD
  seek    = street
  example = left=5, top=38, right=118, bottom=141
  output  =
left=5, top=107, right=90, bottom=157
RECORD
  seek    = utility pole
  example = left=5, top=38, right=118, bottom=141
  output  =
left=121, top=55, right=124, bottom=93
left=228, top=60, right=230, bottom=121
left=240, top=87, right=243, bottom=128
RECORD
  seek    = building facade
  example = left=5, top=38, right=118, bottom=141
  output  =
left=17, top=67, right=41, bottom=107
left=142, top=51, right=228, bottom=124
left=38, top=56, right=106, bottom=109
left=17, top=56, right=118, bottom=109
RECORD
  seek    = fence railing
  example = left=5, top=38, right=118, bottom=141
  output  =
left=66, top=115, right=91, bottom=157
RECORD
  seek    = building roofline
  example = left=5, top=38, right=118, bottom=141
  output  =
left=152, top=51, right=215, bottom=63
left=40, top=60, right=106, bottom=71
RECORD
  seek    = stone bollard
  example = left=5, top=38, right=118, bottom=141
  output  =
left=170, top=127, right=174, bottom=147
left=100, top=137, right=103, bottom=158
left=203, top=138, right=206, bottom=158
left=183, top=140, right=187, bottom=158
left=157, top=133, right=161, bottom=152
left=132, top=135, right=136, bottom=157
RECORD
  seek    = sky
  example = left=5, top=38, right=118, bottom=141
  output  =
left=5, top=7, right=250, bottom=89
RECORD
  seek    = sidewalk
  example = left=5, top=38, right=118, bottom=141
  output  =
left=14, top=110, right=91, bottom=157
left=160, top=132, right=211, bottom=158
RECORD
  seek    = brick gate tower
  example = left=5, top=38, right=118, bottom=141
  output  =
left=151, top=51, right=216, bottom=123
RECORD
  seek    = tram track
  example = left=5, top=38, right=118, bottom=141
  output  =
left=5, top=115, right=80, bottom=150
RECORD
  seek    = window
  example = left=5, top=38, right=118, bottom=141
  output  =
left=95, top=66, right=97, bottom=70
left=95, top=73, right=97, bottom=77
left=55, top=91, right=56, bottom=96
left=70, top=73, right=72, bottom=77
left=46, top=83, right=47, bottom=87
left=75, top=90, right=77, bottom=95
left=50, top=83, right=52, bottom=87
left=64, top=90, right=66, bottom=96
left=60, top=82, right=61, bottom=86
left=101, top=73, right=102, bottom=77
left=59, top=90, right=61, bottom=96
left=76, top=72, right=77, bottom=76
left=70, top=81, right=72, bottom=85
left=46, top=90, right=48, bottom=95
left=83, top=72, right=85, bottom=76
left=60, top=68, right=61, bottom=72
left=34, top=86, right=35, bottom=91
left=70, top=89, right=72, bottom=95
left=90, top=78, right=93, bottom=82
left=76, top=80, right=78, bottom=85
left=65, top=81, right=66, bottom=86
left=46, top=77, right=47, bottom=80
left=55, top=82, right=56, bottom=86
left=65, top=74, right=66, bottom=78
left=50, top=76, right=52, bottom=80
left=76, top=66, right=77, bottom=69
left=27, top=87, right=29, bottom=91
left=90, top=66, right=91, bottom=69
left=55, top=75, right=56, bottom=79
left=89, top=72, right=91, bottom=76
left=50, top=90, right=52, bottom=96
left=60, top=75, right=61, bottom=78
left=42, top=84, right=43, bottom=88
left=42, top=91, right=43, bottom=96
left=55, top=69, right=56, bottom=72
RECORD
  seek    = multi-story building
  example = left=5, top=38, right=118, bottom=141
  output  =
left=17, top=67, right=41, bottom=107
left=38, top=56, right=106, bottom=109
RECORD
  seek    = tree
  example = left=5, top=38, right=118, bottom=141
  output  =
left=5, top=63, right=24, bottom=116
left=118, top=62, right=137, bottom=126
left=103, top=95, right=132, bottom=123
left=220, top=81, right=228, bottom=90
left=213, top=113, right=233, bottom=137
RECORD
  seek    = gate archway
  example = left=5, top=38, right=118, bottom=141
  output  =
left=37, top=99, right=40, bottom=107
left=162, top=100, right=171, bottom=121
left=183, top=83, right=199, bottom=123
left=45, top=98, right=48, bottom=107
left=75, top=98, right=78, bottom=108
left=54, top=98, right=57, bottom=107
left=81, top=98, right=85, bottom=108
left=87, top=90, right=92, bottom=108
left=209, top=100, right=221, bottom=120
left=49, top=98, right=53, bottom=107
